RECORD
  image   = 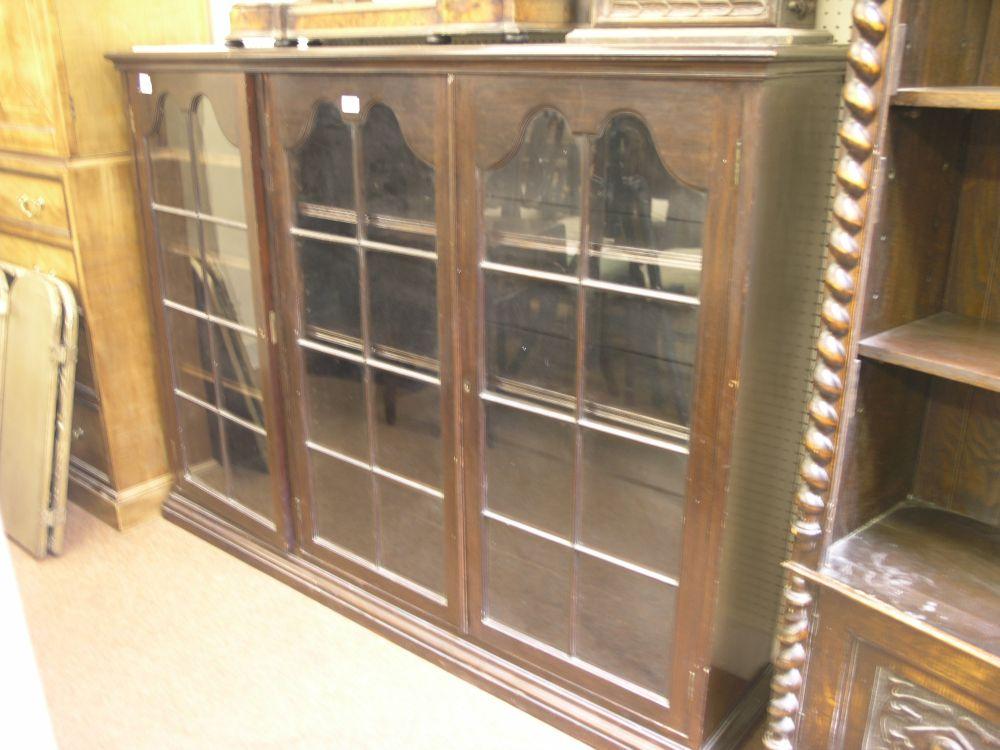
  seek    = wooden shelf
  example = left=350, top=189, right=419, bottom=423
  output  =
left=892, top=86, right=1000, bottom=110
left=858, top=312, right=1000, bottom=392
left=823, top=504, right=999, bottom=655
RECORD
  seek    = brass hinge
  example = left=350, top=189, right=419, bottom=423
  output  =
left=269, top=310, right=278, bottom=344
left=688, top=670, right=697, bottom=705
left=293, top=496, right=304, bottom=528
left=733, top=139, right=743, bottom=187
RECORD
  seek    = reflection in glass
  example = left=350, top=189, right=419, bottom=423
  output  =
left=585, top=289, right=697, bottom=431
left=576, top=555, right=676, bottom=695
left=156, top=214, right=204, bottom=310
left=486, top=520, right=572, bottom=651
left=148, top=95, right=196, bottom=211
left=294, top=102, right=356, bottom=236
left=373, top=371, right=442, bottom=490
left=379, top=479, right=445, bottom=596
left=176, top=397, right=226, bottom=498
left=485, top=272, right=577, bottom=408
left=216, top=326, right=265, bottom=428
left=580, top=430, right=686, bottom=577
left=303, top=348, right=368, bottom=459
left=166, top=309, right=214, bottom=404
left=485, top=403, right=574, bottom=537
left=310, top=448, right=375, bottom=561
left=193, top=96, right=246, bottom=224
left=589, top=113, right=706, bottom=297
left=485, top=109, right=581, bottom=274
left=298, top=238, right=361, bottom=346
left=225, top=418, right=272, bottom=520
left=201, top=223, right=256, bottom=330
left=368, top=252, right=438, bottom=368
left=362, top=103, right=435, bottom=251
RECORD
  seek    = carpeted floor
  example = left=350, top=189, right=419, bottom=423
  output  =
left=9, top=503, right=586, bottom=750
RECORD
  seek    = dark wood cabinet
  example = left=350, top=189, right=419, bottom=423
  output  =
left=114, top=42, right=842, bottom=749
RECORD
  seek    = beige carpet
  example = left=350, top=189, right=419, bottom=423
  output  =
left=10, top=503, right=585, bottom=750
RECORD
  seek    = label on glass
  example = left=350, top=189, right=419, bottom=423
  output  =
left=341, top=95, right=360, bottom=115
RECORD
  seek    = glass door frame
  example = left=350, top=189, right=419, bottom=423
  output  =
left=260, top=71, right=464, bottom=630
left=127, top=70, right=291, bottom=548
left=455, top=73, right=744, bottom=739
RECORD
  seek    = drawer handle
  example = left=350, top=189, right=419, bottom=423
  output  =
left=17, top=194, right=46, bottom=219
left=72, top=426, right=84, bottom=440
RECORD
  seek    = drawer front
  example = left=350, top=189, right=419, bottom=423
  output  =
left=0, top=233, right=78, bottom=289
left=0, top=169, right=71, bottom=240
left=71, top=393, right=112, bottom=482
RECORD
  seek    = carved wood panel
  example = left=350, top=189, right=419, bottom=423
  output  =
left=862, top=667, right=1000, bottom=750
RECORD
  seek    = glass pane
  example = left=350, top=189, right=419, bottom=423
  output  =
left=166, top=309, right=215, bottom=404
left=485, top=109, right=581, bottom=274
left=156, top=214, right=204, bottom=310
left=486, top=520, right=571, bottom=651
left=484, top=402, right=574, bottom=537
left=585, top=289, right=697, bottom=432
left=202, top=223, right=257, bottom=330
left=303, top=348, right=368, bottom=460
left=175, top=397, right=226, bottom=497
left=485, top=272, right=577, bottom=409
left=362, top=103, right=435, bottom=251
left=379, top=478, right=445, bottom=596
left=589, top=113, right=706, bottom=298
left=368, top=252, right=438, bottom=368
left=293, top=102, right=356, bottom=237
left=310, top=449, right=375, bottom=561
left=373, top=372, right=441, bottom=490
left=193, top=96, right=246, bottom=224
left=216, top=326, right=266, bottom=429
left=580, top=430, right=686, bottom=578
left=224, top=418, right=272, bottom=521
left=148, top=94, right=196, bottom=211
left=576, top=555, right=676, bottom=696
left=298, top=238, right=361, bottom=347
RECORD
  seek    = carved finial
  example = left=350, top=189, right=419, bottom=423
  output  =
left=764, top=1, right=895, bottom=748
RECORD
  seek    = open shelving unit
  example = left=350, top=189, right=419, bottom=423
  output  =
left=766, top=3, right=1000, bottom=748
left=821, top=21, right=1000, bottom=656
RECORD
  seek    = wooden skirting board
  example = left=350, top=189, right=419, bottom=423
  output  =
left=68, top=467, right=172, bottom=531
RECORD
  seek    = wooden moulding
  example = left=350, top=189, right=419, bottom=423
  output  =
left=68, top=467, right=172, bottom=530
